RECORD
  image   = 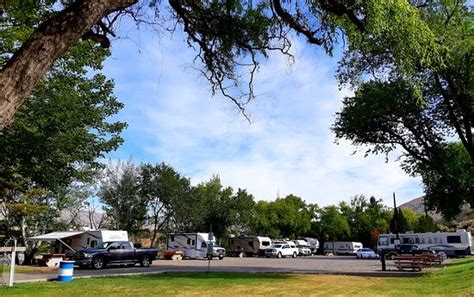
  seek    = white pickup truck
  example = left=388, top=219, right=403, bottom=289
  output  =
left=265, top=242, right=299, bottom=258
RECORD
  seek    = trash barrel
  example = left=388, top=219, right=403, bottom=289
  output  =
left=58, top=260, right=75, bottom=282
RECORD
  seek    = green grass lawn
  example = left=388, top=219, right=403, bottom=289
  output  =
left=1, top=258, right=473, bottom=296
left=0, top=265, right=53, bottom=274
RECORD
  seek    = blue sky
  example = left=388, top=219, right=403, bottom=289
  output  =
left=100, top=21, right=423, bottom=207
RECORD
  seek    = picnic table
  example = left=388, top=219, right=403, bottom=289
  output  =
left=393, top=253, right=444, bottom=271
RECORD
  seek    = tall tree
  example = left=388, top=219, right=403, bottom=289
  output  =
left=333, top=1, right=473, bottom=218
left=99, top=160, right=147, bottom=233
left=0, top=11, right=125, bottom=244
left=317, top=205, right=351, bottom=242
left=140, top=162, right=192, bottom=247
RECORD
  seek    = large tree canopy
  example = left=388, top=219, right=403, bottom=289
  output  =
left=0, top=0, right=440, bottom=129
left=333, top=0, right=473, bottom=218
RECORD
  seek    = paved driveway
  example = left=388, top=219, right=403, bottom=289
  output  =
left=10, top=256, right=418, bottom=283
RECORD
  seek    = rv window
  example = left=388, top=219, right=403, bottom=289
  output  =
left=262, top=241, right=270, bottom=246
left=192, top=240, right=195, bottom=246
left=87, top=238, right=90, bottom=245
left=187, top=239, right=191, bottom=245
left=171, top=235, right=174, bottom=242
left=91, top=240, right=97, bottom=248
left=201, top=242, right=207, bottom=248
left=447, top=236, right=461, bottom=244
left=390, top=238, right=396, bottom=244
left=378, top=236, right=388, bottom=246
left=248, top=241, right=253, bottom=247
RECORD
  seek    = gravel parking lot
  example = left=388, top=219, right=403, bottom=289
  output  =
left=11, top=255, right=418, bottom=283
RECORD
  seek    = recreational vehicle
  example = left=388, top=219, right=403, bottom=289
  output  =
left=166, top=233, right=226, bottom=259
left=228, top=236, right=272, bottom=257
left=377, top=229, right=473, bottom=257
left=28, top=230, right=128, bottom=267
left=303, top=237, right=320, bottom=254
left=323, top=241, right=363, bottom=255
left=28, top=230, right=129, bottom=254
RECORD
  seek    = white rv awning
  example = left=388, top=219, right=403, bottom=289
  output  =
left=28, top=231, right=85, bottom=241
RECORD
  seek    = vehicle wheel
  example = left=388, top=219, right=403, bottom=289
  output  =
left=437, top=251, right=447, bottom=261
left=277, top=252, right=282, bottom=259
left=219, top=255, right=224, bottom=260
left=140, top=256, right=151, bottom=267
left=292, top=252, right=297, bottom=258
left=92, top=257, right=105, bottom=269
left=207, top=255, right=213, bottom=260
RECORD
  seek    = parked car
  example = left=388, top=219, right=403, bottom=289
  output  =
left=265, top=242, right=299, bottom=258
left=425, top=244, right=460, bottom=259
left=74, top=241, right=158, bottom=269
left=385, top=244, right=435, bottom=259
left=355, top=248, right=379, bottom=259
left=297, top=245, right=312, bottom=256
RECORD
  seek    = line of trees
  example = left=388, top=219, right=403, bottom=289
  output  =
left=96, top=160, right=439, bottom=249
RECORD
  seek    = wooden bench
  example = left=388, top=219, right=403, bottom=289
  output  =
left=419, top=252, right=444, bottom=267
left=393, top=253, right=444, bottom=271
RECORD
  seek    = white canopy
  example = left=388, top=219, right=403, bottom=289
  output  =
left=28, top=231, right=84, bottom=241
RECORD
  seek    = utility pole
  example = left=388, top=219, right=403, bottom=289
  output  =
left=393, top=192, right=400, bottom=241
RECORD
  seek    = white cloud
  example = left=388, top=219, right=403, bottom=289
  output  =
left=103, top=30, right=423, bottom=207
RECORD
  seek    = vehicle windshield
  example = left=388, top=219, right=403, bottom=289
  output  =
left=273, top=244, right=282, bottom=248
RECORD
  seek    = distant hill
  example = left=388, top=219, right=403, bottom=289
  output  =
left=400, top=196, right=473, bottom=232
left=399, top=196, right=426, bottom=213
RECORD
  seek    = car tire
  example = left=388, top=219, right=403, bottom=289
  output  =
left=92, top=256, right=105, bottom=269
left=437, top=251, right=447, bottom=261
left=219, top=255, right=224, bottom=260
left=292, top=252, right=297, bottom=258
left=140, top=256, right=151, bottom=267
left=277, top=252, right=282, bottom=259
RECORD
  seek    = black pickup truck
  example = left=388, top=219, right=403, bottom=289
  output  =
left=74, top=241, right=158, bottom=269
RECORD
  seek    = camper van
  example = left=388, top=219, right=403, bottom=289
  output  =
left=228, top=236, right=272, bottom=257
left=377, top=230, right=473, bottom=257
left=323, top=241, right=363, bottom=255
left=166, top=233, right=226, bottom=259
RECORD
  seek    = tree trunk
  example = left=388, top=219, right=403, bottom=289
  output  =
left=0, top=0, right=137, bottom=130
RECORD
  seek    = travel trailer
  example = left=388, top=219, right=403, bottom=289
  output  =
left=323, top=241, right=363, bottom=255
left=166, top=233, right=226, bottom=259
left=377, top=230, right=473, bottom=256
left=228, top=236, right=272, bottom=257
left=28, top=230, right=129, bottom=254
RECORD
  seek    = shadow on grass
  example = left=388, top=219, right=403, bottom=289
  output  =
left=139, top=272, right=294, bottom=281
left=442, top=257, right=473, bottom=269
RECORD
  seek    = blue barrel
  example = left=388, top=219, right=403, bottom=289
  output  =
left=58, top=260, right=75, bottom=282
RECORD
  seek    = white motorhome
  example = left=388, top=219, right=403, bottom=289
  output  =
left=29, top=230, right=129, bottom=253
left=303, top=237, right=320, bottom=254
left=323, top=241, right=363, bottom=255
left=228, top=236, right=272, bottom=257
left=166, top=233, right=226, bottom=259
left=377, top=229, right=473, bottom=256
